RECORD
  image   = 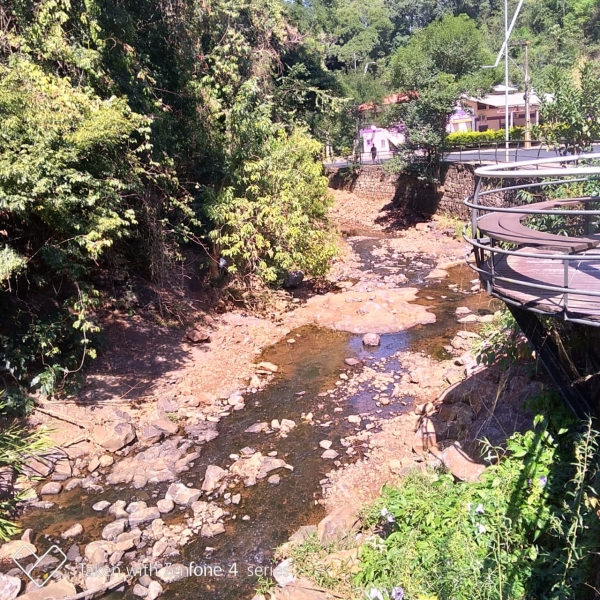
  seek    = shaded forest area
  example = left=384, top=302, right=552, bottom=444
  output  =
left=1, top=0, right=599, bottom=412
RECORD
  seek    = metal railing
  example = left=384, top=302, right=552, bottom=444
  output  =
left=463, top=153, right=600, bottom=326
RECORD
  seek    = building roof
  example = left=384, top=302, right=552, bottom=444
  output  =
left=466, top=90, right=542, bottom=109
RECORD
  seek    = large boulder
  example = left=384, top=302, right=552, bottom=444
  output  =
left=440, top=443, right=486, bottom=482
left=317, top=505, right=359, bottom=543
left=93, top=422, right=136, bottom=452
left=165, top=483, right=201, bottom=506
left=0, top=574, right=21, bottom=600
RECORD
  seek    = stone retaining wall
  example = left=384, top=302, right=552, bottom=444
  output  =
left=327, top=162, right=511, bottom=220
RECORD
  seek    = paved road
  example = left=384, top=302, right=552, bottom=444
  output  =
left=325, top=144, right=600, bottom=168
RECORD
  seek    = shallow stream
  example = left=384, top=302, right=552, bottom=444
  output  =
left=19, top=235, right=496, bottom=599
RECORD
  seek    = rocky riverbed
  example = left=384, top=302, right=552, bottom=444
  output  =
left=0, top=191, right=544, bottom=600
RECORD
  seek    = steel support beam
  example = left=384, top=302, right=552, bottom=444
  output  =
left=507, top=305, right=595, bottom=419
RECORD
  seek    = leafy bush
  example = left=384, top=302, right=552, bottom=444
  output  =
left=0, top=412, right=48, bottom=540
left=446, top=127, right=525, bottom=146
left=355, top=414, right=600, bottom=600
left=204, top=93, right=338, bottom=284
left=472, top=308, right=530, bottom=368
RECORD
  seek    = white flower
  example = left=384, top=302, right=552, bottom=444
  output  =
left=475, top=504, right=485, bottom=514
left=369, top=588, right=385, bottom=600
left=477, top=523, right=486, bottom=534
left=466, top=502, right=472, bottom=511
left=380, top=508, right=388, bottom=517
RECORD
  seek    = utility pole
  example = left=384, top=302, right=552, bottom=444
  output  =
left=504, top=0, right=509, bottom=161
left=510, top=39, right=532, bottom=149
left=524, top=40, right=531, bottom=149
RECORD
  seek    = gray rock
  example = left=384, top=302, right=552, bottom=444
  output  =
left=88, top=456, right=100, bottom=472
left=132, top=474, right=149, bottom=489
left=92, top=501, right=111, bottom=511
left=0, top=541, right=36, bottom=562
left=317, top=505, right=359, bottom=543
left=0, top=574, right=21, bottom=600
left=200, top=522, right=225, bottom=538
left=152, top=418, right=179, bottom=435
left=362, top=333, right=381, bottom=347
left=267, top=474, right=281, bottom=485
left=139, top=576, right=152, bottom=588
left=166, top=482, right=201, bottom=506
left=321, top=449, right=339, bottom=459
left=185, top=326, right=211, bottom=344
left=126, top=501, right=147, bottom=513
left=129, top=507, right=160, bottom=527
left=151, top=538, right=169, bottom=558
left=99, top=455, right=114, bottom=468
left=157, top=498, right=174, bottom=514
left=244, top=422, right=269, bottom=434
left=85, top=575, right=107, bottom=591
left=273, top=558, right=295, bottom=586
left=93, top=422, right=136, bottom=452
left=40, top=482, right=62, bottom=495
left=16, top=580, right=75, bottom=600
left=66, top=544, right=80, bottom=561
left=84, top=540, right=115, bottom=564
left=102, top=519, right=127, bottom=541
left=344, top=358, right=360, bottom=366
left=147, top=581, right=163, bottom=600
left=61, top=523, right=83, bottom=539
left=28, top=501, right=54, bottom=510
left=109, top=500, right=129, bottom=519
left=64, top=478, right=82, bottom=491
left=138, top=426, right=164, bottom=445
left=133, top=584, right=148, bottom=597
left=201, top=465, right=228, bottom=493
left=157, top=397, right=179, bottom=413
left=52, top=458, right=72, bottom=481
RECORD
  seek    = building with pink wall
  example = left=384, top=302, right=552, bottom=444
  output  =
left=448, top=85, right=544, bottom=133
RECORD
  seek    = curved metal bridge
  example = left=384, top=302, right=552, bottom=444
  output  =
left=464, top=154, right=600, bottom=418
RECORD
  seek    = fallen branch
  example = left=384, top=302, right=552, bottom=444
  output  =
left=34, top=407, right=90, bottom=428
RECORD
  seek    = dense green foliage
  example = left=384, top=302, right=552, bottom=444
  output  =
left=356, top=413, right=600, bottom=600
left=1, top=0, right=600, bottom=404
left=0, top=403, right=48, bottom=540
left=289, top=405, right=600, bottom=600
left=0, top=0, right=339, bottom=407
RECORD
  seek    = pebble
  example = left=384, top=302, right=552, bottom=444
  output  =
left=92, top=501, right=111, bottom=511
left=319, top=440, right=332, bottom=449
left=321, top=449, right=339, bottom=459
left=267, top=475, right=281, bottom=485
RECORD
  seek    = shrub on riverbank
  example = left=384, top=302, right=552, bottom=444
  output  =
left=289, top=408, right=600, bottom=600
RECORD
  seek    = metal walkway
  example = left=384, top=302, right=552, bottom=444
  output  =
left=465, top=154, right=600, bottom=327
left=464, top=154, right=600, bottom=418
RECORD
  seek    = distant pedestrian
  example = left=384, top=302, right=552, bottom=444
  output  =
left=371, top=144, right=377, bottom=163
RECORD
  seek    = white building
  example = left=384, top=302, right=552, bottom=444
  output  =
left=448, top=85, right=544, bottom=133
